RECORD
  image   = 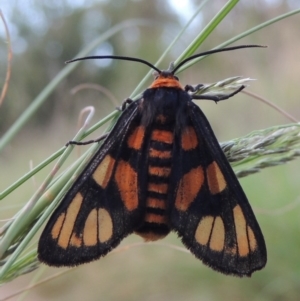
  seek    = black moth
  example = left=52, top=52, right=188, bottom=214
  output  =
left=38, top=45, right=267, bottom=277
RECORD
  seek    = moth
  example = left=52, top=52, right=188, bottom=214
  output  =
left=38, top=45, right=267, bottom=276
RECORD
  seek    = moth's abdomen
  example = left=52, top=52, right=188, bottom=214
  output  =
left=135, top=115, right=174, bottom=240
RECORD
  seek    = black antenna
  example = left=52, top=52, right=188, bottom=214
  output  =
left=66, top=45, right=266, bottom=75
left=66, top=55, right=162, bottom=73
left=172, top=45, right=266, bottom=74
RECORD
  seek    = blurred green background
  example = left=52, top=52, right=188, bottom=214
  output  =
left=1, top=0, right=300, bottom=300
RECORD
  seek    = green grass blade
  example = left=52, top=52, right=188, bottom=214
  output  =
left=0, top=19, right=155, bottom=152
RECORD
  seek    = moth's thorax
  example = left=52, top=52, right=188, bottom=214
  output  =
left=140, top=87, right=190, bottom=129
left=150, top=73, right=183, bottom=90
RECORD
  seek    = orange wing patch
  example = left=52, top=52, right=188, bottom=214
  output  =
left=92, top=155, right=116, bottom=188
left=206, top=161, right=227, bottom=194
left=114, top=160, right=138, bottom=211
left=175, top=166, right=204, bottom=211
left=181, top=127, right=198, bottom=151
left=127, top=126, right=145, bottom=150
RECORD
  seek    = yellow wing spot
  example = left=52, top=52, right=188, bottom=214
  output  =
left=149, top=148, right=172, bottom=159
left=151, top=130, right=173, bottom=144
left=127, top=126, right=145, bottom=150
left=195, top=216, right=214, bottom=245
left=209, top=216, right=225, bottom=252
left=70, top=233, right=82, bottom=247
left=115, top=160, right=138, bottom=211
left=175, top=166, right=204, bottom=211
left=148, top=183, right=168, bottom=194
left=233, top=205, right=249, bottom=257
left=247, top=225, right=257, bottom=252
left=57, top=193, right=83, bottom=249
left=98, top=208, right=113, bottom=243
left=83, top=209, right=98, bottom=246
left=148, top=166, right=171, bottom=178
left=206, top=161, right=226, bottom=194
left=181, top=127, right=198, bottom=151
left=92, top=155, right=116, bottom=188
left=51, top=213, right=65, bottom=240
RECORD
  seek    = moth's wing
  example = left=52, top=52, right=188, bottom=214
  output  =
left=169, top=102, right=267, bottom=276
left=38, top=102, right=148, bottom=266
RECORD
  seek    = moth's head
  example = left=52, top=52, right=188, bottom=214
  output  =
left=150, top=70, right=182, bottom=89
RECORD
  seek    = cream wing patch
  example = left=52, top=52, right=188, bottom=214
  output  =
left=195, top=216, right=214, bottom=245
left=83, top=209, right=98, bottom=246
left=51, top=213, right=65, bottom=240
left=98, top=208, right=113, bottom=243
left=233, top=205, right=258, bottom=256
left=209, top=217, right=225, bottom=252
left=56, top=192, right=83, bottom=249
left=92, top=155, right=116, bottom=188
left=247, top=225, right=257, bottom=252
left=194, top=206, right=258, bottom=257
left=80, top=208, right=113, bottom=246
left=195, top=216, right=225, bottom=252
left=83, top=208, right=114, bottom=245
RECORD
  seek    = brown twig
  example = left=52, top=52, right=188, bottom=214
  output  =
left=71, top=83, right=119, bottom=107
left=243, top=89, right=299, bottom=123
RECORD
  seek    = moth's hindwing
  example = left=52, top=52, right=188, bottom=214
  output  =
left=38, top=102, right=148, bottom=266
left=169, top=102, right=267, bottom=277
